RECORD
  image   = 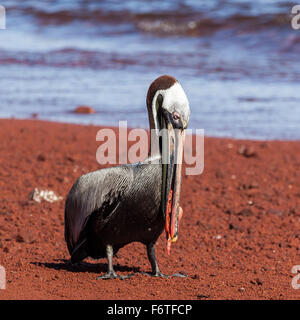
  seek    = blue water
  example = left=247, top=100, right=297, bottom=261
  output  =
left=0, top=0, right=300, bottom=140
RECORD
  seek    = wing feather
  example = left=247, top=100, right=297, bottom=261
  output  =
left=64, top=166, right=134, bottom=255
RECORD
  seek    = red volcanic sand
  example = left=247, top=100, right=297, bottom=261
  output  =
left=0, top=119, right=300, bottom=300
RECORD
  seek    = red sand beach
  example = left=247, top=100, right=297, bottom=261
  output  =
left=0, top=119, right=300, bottom=300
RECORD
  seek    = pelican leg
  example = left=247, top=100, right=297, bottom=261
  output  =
left=144, top=243, right=187, bottom=278
left=97, top=245, right=133, bottom=280
left=145, top=243, right=169, bottom=278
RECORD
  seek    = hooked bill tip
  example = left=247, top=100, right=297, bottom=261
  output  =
left=171, top=235, right=178, bottom=243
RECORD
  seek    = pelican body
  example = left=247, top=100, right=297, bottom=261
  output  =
left=64, top=75, right=190, bottom=279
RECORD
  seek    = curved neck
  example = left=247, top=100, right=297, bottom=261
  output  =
left=147, top=92, right=162, bottom=158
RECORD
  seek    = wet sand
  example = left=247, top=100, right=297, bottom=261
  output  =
left=0, top=119, right=300, bottom=300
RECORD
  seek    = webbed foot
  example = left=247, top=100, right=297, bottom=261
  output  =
left=141, top=271, right=187, bottom=278
left=170, top=272, right=187, bottom=278
left=96, top=272, right=134, bottom=280
left=139, top=271, right=169, bottom=278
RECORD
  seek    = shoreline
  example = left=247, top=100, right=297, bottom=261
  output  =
left=0, top=118, right=300, bottom=299
left=2, top=117, right=300, bottom=143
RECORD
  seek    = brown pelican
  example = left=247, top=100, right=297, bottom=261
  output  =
left=64, top=75, right=190, bottom=279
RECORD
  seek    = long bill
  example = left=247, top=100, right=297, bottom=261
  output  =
left=161, top=122, right=185, bottom=255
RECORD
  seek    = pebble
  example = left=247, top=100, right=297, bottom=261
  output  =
left=29, top=188, right=63, bottom=203
left=213, top=234, right=222, bottom=240
left=37, top=154, right=46, bottom=162
left=229, top=223, right=242, bottom=231
left=197, top=294, right=210, bottom=299
left=238, top=208, right=253, bottom=217
left=238, top=145, right=256, bottom=158
left=15, top=229, right=34, bottom=244
left=215, top=169, right=224, bottom=179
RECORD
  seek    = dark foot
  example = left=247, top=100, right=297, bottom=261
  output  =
left=96, top=272, right=134, bottom=280
left=140, top=271, right=169, bottom=278
left=140, top=271, right=187, bottom=278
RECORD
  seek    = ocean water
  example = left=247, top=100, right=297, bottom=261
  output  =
left=0, top=0, right=300, bottom=139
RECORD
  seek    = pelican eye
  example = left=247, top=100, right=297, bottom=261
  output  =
left=171, top=111, right=183, bottom=129
left=172, top=111, right=180, bottom=121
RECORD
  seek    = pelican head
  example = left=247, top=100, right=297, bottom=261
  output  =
left=146, top=75, right=190, bottom=254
